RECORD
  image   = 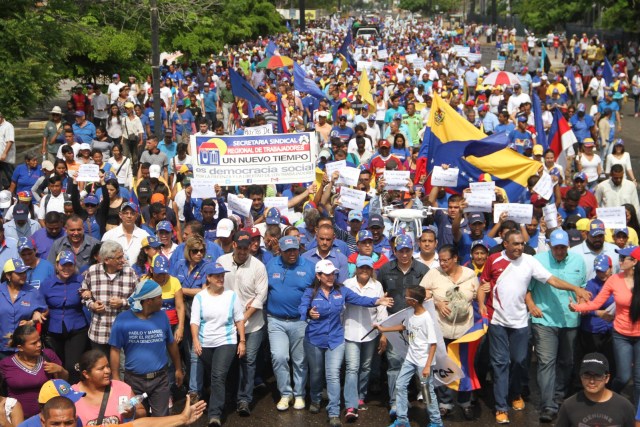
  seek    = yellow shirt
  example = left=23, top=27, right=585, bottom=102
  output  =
left=605, top=227, right=639, bottom=246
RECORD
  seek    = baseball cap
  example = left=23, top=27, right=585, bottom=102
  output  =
left=357, top=230, right=374, bottom=242
left=379, top=140, right=391, bottom=148
left=17, top=191, right=32, bottom=203
left=348, top=210, right=363, bottom=222
left=202, top=262, right=229, bottom=276
left=104, top=171, right=117, bottom=182
left=516, top=114, right=528, bottom=123
left=514, top=83, right=521, bottom=89
left=614, top=227, right=629, bottom=236
left=548, top=229, right=569, bottom=247
left=112, top=73, right=120, bottom=79
left=616, top=245, right=640, bottom=260
left=393, top=113, right=403, bottom=120
left=614, top=138, right=624, bottom=146
left=468, top=213, right=485, bottom=224
left=12, top=203, right=29, bottom=221
left=216, top=218, right=235, bottom=238
left=151, top=193, right=166, bottom=205
left=38, top=379, right=86, bottom=404
left=141, top=236, right=163, bottom=249
left=156, top=220, right=173, bottom=232
left=573, top=172, right=587, bottom=182
left=368, top=114, right=376, bottom=121
left=56, top=250, right=76, bottom=265
left=265, top=207, right=282, bottom=225
left=83, top=195, right=99, bottom=206
left=149, top=164, right=161, bottom=179
left=120, top=202, right=138, bottom=213
left=124, top=102, right=135, bottom=109
left=4, top=258, right=30, bottom=274
left=356, top=256, right=374, bottom=268
left=279, top=235, right=300, bottom=251
left=233, top=230, right=252, bottom=248
left=368, top=214, right=384, bottom=229
left=0, top=190, right=11, bottom=209
left=315, top=259, right=338, bottom=275
left=17, top=237, right=36, bottom=253
left=577, top=103, right=586, bottom=112
left=74, top=111, right=85, bottom=117
left=579, top=353, right=609, bottom=376
left=63, top=194, right=73, bottom=205
left=589, top=219, right=606, bottom=237
left=532, top=145, right=544, bottom=156
left=583, top=138, right=595, bottom=147
left=317, top=111, right=328, bottom=117
left=176, top=100, right=185, bottom=107
left=593, top=254, right=612, bottom=272
left=243, top=226, right=261, bottom=238
left=471, top=240, right=489, bottom=251
left=151, top=254, right=170, bottom=274
left=576, top=218, right=591, bottom=232
left=395, top=235, right=413, bottom=250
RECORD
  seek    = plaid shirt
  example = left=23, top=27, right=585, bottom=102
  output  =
left=81, top=263, right=138, bottom=344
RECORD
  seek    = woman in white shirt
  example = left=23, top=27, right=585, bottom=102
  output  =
left=576, top=138, right=602, bottom=190
left=191, top=263, right=246, bottom=427
left=606, top=139, right=636, bottom=182
left=488, top=86, right=503, bottom=115
left=342, top=256, right=387, bottom=416
left=106, top=104, right=123, bottom=142
left=106, top=143, right=133, bottom=190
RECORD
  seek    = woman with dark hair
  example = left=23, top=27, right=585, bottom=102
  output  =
left=570, top=246, right=640, bottom=403
left=72, top=349, right=146, bottom=425
left=625, top=203, right=640, bottom=238
left=0, top=324, right=67, bottom=418
left=299, top=260, right=393, bottom=426
left=106, top=104, right=123, bottom=142
left=8, top=154, right=42, bottom=196
left=91, top=126, right=113, bottom=159
left=39, top=250, right=88, bottom=384
left=132, top=236, right=163, bottom=278
left=390, top=133, right=410, bottom=163
left=105, top=179, right=125, bottom=230
left=107, top=143, right=133, bottom=190
left=606, top=139, right=636, bottom=182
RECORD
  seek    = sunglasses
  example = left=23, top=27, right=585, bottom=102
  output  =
left=190, top=248, right=205, bottom=254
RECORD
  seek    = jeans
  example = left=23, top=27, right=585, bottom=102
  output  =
left=394, top=361, right=441, bottom=425
left=489, top=324, right=529, bottom=412
left=204, top=111, right=217, bottom=126
left=183, top=323, right=204, bottom=395
left=267, top=316, right=307, bottom=398
left=238, top=327, right=265, bottom=404
left=531, top=324, right=577, bottom=411
left=200, top=344, right=237, bottom=419
left=385, top=340, right=405, bottom=407
left=612, top=331, right=640, bottom=403
left=305, top=341, right=345, bottom=417
left=344, top=339, right=377, bottom=409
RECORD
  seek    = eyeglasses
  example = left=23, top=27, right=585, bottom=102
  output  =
left=190, top=248, right=205, bottom=254
left=580, top=373, right=606, bottom=382
left=620, top=255, right=628, bottom=262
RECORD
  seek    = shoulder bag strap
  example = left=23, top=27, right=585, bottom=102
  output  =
left=96, top=384, right=111, bottom=425
left=116, top=157, right=129, bottom=176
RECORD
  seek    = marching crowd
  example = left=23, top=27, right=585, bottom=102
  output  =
left=1, top=13, right=640, bottom=427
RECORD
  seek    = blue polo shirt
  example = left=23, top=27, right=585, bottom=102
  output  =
left=558, top=205, right=587, bottom=219
left=0, top=283, right=47, bottom=352
left=0, top=239, right=19, bottom=270
left=373, top=235, right=393, bottom=261
left=169, top=259, right=211, bottom=290
left=302, top=248, right=350, bottom=284
left=39, top=273, right=88, bottom=333
left=266, top=256, right=315, bottom=319
left=169, top=241, right=223, bottom=267
left=457, top=233, right=497, bottom=265
left=109, top=310, right=173, bottom=374
left=31, top=229, right=65, bottom=260
left=11, top=164, right=42, bottom=194
left=299, top=285, right=377, bottom=349
left=72, top=121, right=96, bottom=143
left=25, top=259, right=55, bottom=290
left=203, top=91, right=217, bottom=113
left=569, top=114, right=595, bottom=143
left=529, top=251, right=586, bottom=328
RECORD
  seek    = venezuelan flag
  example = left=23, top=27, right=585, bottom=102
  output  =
left=446, top=317, right=489, bottom=392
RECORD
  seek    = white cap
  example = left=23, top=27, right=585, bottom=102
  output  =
left=317, top=111, right=329, bottom=117
left=216, top=218, right=234, bottom=238
left=315, top=259, right=338, bottom=275
left=149, top=164, right=161, bottom=179
left=0, top=190, right=11, bottom=209
left=50, top=106, right=62, bottom=115
left=79, top=143, right=91, bottom=151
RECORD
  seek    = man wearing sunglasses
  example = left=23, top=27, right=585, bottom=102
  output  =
left=102, top=202, right=150, bottom=267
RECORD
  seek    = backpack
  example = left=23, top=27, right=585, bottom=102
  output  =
left=444, top=285, right=470, bottom=324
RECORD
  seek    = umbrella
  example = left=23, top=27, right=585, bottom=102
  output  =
left=257, top=55, right=294, bottom=69
left=482, top=71, right=521, bottom=87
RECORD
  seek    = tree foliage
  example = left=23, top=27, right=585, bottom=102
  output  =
left=398, top=0, right=459, bottom=14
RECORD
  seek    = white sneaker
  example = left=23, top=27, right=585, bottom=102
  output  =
left=293, top=397, right=306, bottom=410
left=276, top=396, right=293, bottom=411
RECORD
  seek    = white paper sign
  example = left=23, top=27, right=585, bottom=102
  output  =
left=377, top=49, right=389, bottom=59
left=493, top=203, right=534, bottom=225
left=405, top=54, right=418, bottom=63
left=227, top=193, right=252, bottom=218
left=372, top=61, right=385, bottom=70
left=384, top=170, right=411, bottom=191
left=431, top=166, right=459, bottom=187
left=490, top=60, right=506, bottom=71
left=464, top=192, right=494, bottom=213
left=243, top=123, right=273, bottom=136
left=542, top=204, right=558, bottom=228
left=469, top=182, right=496, bottom=200
left=190, top=178, right=218, bottom=199
left=325, top=160, right=346, bottom=180
left=264, top=197, right=289, bottom=212
left=339, top=187, right=366, bottom=210
left=467, top=53, right=482, bottom=63
left=357, top=61, right=374, bottom=72
left=532, top=172, right=554, bottom=200
left=318, top=53, right=334, bottom=63
left=337, top=166, right=360, bottom=187
left=597, top=207, right=627, bottom=229
left=413, top=58, right=426, bottom=69
left=76, top=164, right=100, bottom=182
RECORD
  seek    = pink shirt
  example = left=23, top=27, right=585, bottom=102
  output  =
left=72, top=380, right=133, bottom=426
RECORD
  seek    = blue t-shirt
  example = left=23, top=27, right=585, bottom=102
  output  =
left=330, top=125, right=354, bottom=144
left=172, top=110, right=195, bottom=135
left=495, top=123, right=515, bottom=139
left=457, top=233, right=497, bottom=265
left=203, top=91, right=218, bottom=113
left=109, top=310, right=174, bottom=374
left=266, top=256, right=316, bottom=319
left=569, top=114, right=595, bottom=142
left=580, top=277, right=614, bottom=334
left=11, top=164, right=42, bottom=193
left=26, top=259, right=55, bottom=290
left=558, top=205, right=587, bottom=219
left=508, top=129, right=534, bottom=154
left=144, top=107, right=167, bottom=133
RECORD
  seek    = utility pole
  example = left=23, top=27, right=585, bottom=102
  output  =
left=151, top=0, right=162, bottom=138
left=299, top=0, right=306, bottom=32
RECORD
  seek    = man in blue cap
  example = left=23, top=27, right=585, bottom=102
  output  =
left=17, top=237, right=54, bottom=290
left=570, top=219, right=619, bottom=280
left=452, top=211, right=496, bottom=265
left=265, top=235, right=315, bottom=412
left=527, top=229, right=587, bottom=422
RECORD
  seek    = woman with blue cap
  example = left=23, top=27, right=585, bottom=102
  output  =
left=190, top=262, right=245, bottom=427
left=39, top=250, right=88, bottom=384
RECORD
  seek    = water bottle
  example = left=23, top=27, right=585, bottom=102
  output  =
left=420, top=376, right=431, bottom=405
left=118, top=392, right=148, bottom=414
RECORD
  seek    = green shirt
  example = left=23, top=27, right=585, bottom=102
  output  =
left=219, top=87, right=235, bottom=103
left=402, top=113, right=423, bottom=147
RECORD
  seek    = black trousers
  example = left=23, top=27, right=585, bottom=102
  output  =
left=47, top=327, right=89, bottom=384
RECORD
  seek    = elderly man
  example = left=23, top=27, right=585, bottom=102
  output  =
left=595, top=164, right=640, bottom=214
left=3, top=203, right=40, bottom=240
left=102, top=202, right=150, bottom=266
left=526, top=229, right=587, bottom=423
left=71, top=111, right=96, bottom=144
left=48, top=214, right=99, bottom=270
left=266, top=236, right=316, bottom=411
left=110, top=279, right=183, bottom=417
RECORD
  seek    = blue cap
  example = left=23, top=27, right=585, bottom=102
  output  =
left=357, top=230, right=373, bottom=242
left=616, top=245, right=639, bottom=257
left=589, top=219, right=606, bottom=237
left=368, top=114, right=376, bottom=121
left=120, top=201, right=138, bottom=213
left=548, top=229, right=569, bottom=247
left=517, top=114, right=528, bottom=122
left=176, top=100, right=185, bottom=106
left=156, top=220, right=173, bottom=232
left=395, top=234, right=413, bottom=250
left=356, top=255, right=374, bottom=268
left=104, top=171, right=117, bottom=182
left=84, top=195, right=99, bottom=205
left=348, top=210, right=363, bottom=222
left=204, top=230, right=217, bottom=241
left=13, top=203, right=29, bottom=221
left=3, top=258, right=30, bottom=274
left=594, top=254, right=612, bottom=272
left=152, top=254, right=170, bottom=273
left=17, top=237, right=36, bottom=252
left=368, top=214, right=384, bottom=229
left=56, top=250, right=76, bottom=265
left=141, top=236, right=163, bottom=249
left=279, top=236, right=300, bottom=251
left=573, top=172, right=587, bottom=182
left=468, top=213, right=485, bottom=224
left=614, top=227, right=629, bottom=236
left=202, top=262, right=229, bottom=276
left=265, top=207, right=281, bottom=225
left=393, top=113, right=403, bottom=120
left=471, top=240, right=489, bottom=251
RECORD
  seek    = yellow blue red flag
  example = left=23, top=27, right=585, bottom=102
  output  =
left=446, top=317, right=489, bottom=392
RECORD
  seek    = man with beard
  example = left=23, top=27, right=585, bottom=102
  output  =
left=569, top=219, right=618, bottom=280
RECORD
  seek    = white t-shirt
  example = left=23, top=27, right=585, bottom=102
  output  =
left=191, top=289, right=243, bottom=348
left=406, top=310, right=437, bottom=367
left=343, top=277, right=387, bottom=342
left=108, top=81, right=125, bottom=103
left=490, top=253, right=552, bottom=328
left=37, top=193, right=66, bottom=220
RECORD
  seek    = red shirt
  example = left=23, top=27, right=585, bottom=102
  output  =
left=479, top=251, right=513, bottom=321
